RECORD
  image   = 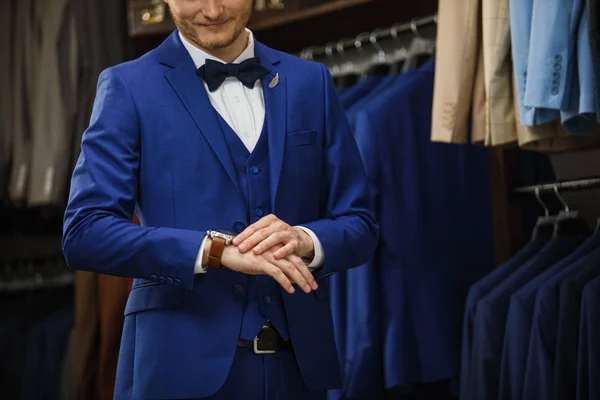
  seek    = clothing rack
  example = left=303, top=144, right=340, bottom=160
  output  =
left=299, top=13, right=437, bottom=59
left=0, top=254, right=73, bottom=293
left=513, top=176, right=600, bottom=195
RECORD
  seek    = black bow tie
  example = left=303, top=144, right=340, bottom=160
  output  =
left=197, top=57, right=271, bottom=92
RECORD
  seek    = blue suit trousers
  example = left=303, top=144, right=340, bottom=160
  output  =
left=199, top=347, right=326, bottom=400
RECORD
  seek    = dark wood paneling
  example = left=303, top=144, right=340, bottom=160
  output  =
left=129, top=0, right=437, bottom=57
left=489, top=147, right=525, bottom=265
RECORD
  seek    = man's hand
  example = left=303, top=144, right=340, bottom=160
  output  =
left=232, top=214, right=315, bottom=261
left=220, top=243, right=316, bottom=294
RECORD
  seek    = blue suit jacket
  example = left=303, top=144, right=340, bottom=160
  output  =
left=576, top=274, right=600, bottom=400
left=459, top=237, right=547, bottom=399
left=61, top=31, right=378, bottom=399
left=510, top=0, right=560, bottom=126
left=468, top=236, right=584, bottom=400
left=499, top=236, right=600, bottom=400
left=524, top=0, right=585, bottom=112
left=354, top=59, right=494, bottom=389
left=554, top=255, right=600, bottom=399
left=522, top=237, right=600, bottom=400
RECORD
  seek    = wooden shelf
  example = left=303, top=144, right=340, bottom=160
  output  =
left=249, top=0, right=376, bottom=31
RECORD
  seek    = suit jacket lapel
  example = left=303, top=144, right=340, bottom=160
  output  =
left=256, top=42, right=287, bottom=212
left=159, top=32, right=241, bottom=196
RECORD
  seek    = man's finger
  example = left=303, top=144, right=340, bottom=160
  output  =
left=262, top=263, right=295, bottom=294
left=237, top=227, right=273, bottom=252
left=233, top=214, right=279, bottom=245
left=272, top=241, right=297, bottom=259
left=272, top=257, right=311, bottom=294
left=253, top=231, right=290, bottom=254
left=288, top=254, right=318, bottom=291
left=233, top=219, right=268, bottom=245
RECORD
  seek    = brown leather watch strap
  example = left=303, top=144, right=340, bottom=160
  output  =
left=207, top=237, right=226, bottom=270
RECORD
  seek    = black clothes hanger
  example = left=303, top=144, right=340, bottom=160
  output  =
left=551, top=185, right=591, bottom=238
left=531, top=187, right=556, bottom=240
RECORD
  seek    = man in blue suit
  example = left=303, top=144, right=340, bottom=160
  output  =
left=61, top=0, right=378, bottom=399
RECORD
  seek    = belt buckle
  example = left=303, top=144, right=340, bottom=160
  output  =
left=253, top=324, right=277, bottom=354
left=253, top=336, right=276, bottom=354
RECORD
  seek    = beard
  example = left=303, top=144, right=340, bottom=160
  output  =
left=171, top=4, right=252, bottom=51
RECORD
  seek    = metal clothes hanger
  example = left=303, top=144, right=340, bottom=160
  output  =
left=388, top=23, right=409, bottom=75
left=402, top=17, right=436, bottom=72
left=551, top=185, right=591, bottom=238
left=361, top=30, right=394, bottom=77
left=531, top=186, right=556, bottom=240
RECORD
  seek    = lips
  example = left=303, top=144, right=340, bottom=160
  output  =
left=200, top=20, right=229, bottom=29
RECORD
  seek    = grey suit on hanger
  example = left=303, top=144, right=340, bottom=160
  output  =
left=0, top=0, right=15, bottom=200
left=27, top=0, right=79, bottom=206
left=9, top=0, right=38, bottom=203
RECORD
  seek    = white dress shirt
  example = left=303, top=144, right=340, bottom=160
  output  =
left=178, top=30, right=325, bottom=273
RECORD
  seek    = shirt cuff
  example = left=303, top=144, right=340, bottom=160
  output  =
left=296, top=226, right=325, bottom=270
left=194, top=235, right=208, bottom=274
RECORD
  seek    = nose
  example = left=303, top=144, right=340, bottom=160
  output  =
left=202, top=0, right=224, bottom=20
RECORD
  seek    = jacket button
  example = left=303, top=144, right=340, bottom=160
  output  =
left=158, top=276, right=167, bottom=283
left=255, top=207, right=264, bottom=217
left=250, top=166, right=260, bottom=174
left=262, top=295, right=271, bottom=304
left=174, top=279, right=182, bottom=286
left=233, top=221, right=246, bottom=233
left=150, top=274, right=159, bottom=282
left=233, top=284, right=245, bottom=296
left=166, top=278, right=174, bottom=285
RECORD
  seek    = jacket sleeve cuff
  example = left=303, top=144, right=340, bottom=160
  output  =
left=194, top=235, right=208, bottom=274
left=296, top=226, right=325, bottom=270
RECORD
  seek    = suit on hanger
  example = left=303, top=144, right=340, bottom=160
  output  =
left=9, top=0, right=38, bottom=202
left=431, top=0, right=481, bottom=144
left=523, top=0, right=585, bottom=121
left=27, top=0, right=79, bottom=206
left=459, top=237, right=547, bottom=399
left=587, top=0, right=600, bottom=123
left=554, top=255, right=600, bottom=399
left=62, top=31, right=377, bottom=399
left=576, top=273, right=600, bottom=400
left=481, top=0, right=516, bottom=146
left=499, top=236, right=600, bottom=400
left=354, top=59, right=494, bottom=389
left=523, top=238, right=600, bottom=399
left=468, top=236, right=585, bottom=400
left=0, top=0, right=14, bottom=199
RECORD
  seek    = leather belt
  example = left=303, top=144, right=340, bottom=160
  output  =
left=237, top=323, right=288, bottom=354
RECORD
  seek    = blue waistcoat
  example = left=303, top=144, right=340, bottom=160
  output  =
left=216, top=114, right=290, bottom=341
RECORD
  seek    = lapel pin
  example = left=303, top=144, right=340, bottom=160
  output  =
left=269, top=73, right=279, bottom=89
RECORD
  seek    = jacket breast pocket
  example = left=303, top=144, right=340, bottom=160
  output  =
left=124, top=282, right=185, bottom=316
left=286, top=129, right=317, bottom=148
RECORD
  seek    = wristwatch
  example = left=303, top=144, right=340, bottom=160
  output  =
left=205, top=230, right=235, bottom=270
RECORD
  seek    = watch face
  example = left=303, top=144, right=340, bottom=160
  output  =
left=209, top=230, right=235, bottom=242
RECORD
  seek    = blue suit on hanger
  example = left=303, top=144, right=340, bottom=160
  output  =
left=499, top=235, right=600, bottom=400
left=62, top=31, right=378, bottom=400
left=468, top=236, right=585, bottom=400
left=509, top=0, right=560, bottom=125
left=459, top=237, right=548, bottom=399
left=576, top=273, right=600, bottom=400
left=327, top=69, right=423, bottom=400
left=522, top=235, right=600, bottom=400
left=554, top=253, right=600, bottom=399
left=560, top=6, right=598, bottom=134
left=524, top=0, right=585, bottom=117
left=352, top=59, right=494, bottom=390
